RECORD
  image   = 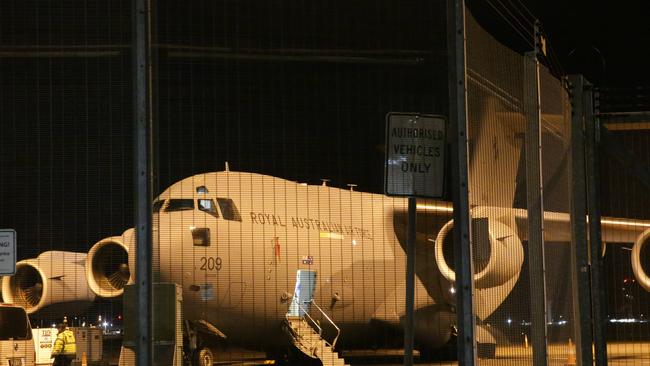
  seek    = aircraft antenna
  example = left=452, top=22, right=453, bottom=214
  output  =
left=224, top=161, right=230, bottom=171
left=347, top=183, right=357, bottom=192
left=321, top=179, right=330, bottom=186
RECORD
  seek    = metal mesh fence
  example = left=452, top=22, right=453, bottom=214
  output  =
left=465, top=8, right=576, bottom=365
left=537, top=66, right=574, bottom=364
left=0, top=1, right=132, bottom=363
left=599, top=114, right=650, bottom=362
left=1, top=0, right=463, bottom=365
left=465, top=9, right=531, bottom=364
left=2, top=0, right=649, bottom=365
left=147, top=1, right=453, bottom=364
left=0, top=0, right=132, bottom=329
left=466, top=5, right=650, bottom=364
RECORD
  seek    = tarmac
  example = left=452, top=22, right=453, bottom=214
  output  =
left=103, top=341, right=650, bottom=365
left=347, top=343, right=650, bottom=366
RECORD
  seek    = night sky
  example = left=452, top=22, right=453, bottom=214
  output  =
left=476, top=0, right=650, bottom=88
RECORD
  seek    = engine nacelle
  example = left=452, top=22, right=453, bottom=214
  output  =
left=632, top=228, right=650, bottom=292
left=2, top=251, right=96, bottom=315
left=86, top=228, right=134, bottom=298
left=434, top=215, right=524, bottom=289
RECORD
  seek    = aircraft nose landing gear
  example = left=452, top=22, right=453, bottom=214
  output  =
left=194, top=347, right=214, bottom=366
left=183, top=319, right=226, bottom=366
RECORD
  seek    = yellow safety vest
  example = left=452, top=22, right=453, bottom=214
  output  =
left=52, top=330, right=77, bottom=357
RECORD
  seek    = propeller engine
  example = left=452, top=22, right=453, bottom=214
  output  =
left=85, top=229, right=133, bottom=298
left=1, top=251, right=96, bottom=315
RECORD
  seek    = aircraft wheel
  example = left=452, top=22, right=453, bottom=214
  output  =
left=194, top=347, right=214, bottom=366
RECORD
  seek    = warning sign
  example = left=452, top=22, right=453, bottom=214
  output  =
left=0, top=229, right=16, bottom=275
left=384, top=113, right=446, bottom=198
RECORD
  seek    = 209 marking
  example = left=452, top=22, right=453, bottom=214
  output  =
left=200, top=256, right=222, bottom=271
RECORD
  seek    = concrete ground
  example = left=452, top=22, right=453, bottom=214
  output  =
left=102, top=341, right=650, bottom=365
left=348, top=343, right=650, bottom=366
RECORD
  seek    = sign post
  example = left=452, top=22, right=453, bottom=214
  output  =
left=385, top=113, right=446, bottom=366
left=0, top=229, right=16, bottom=276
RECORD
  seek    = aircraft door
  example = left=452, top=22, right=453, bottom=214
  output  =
left=287, top=270, right=317, bottom=317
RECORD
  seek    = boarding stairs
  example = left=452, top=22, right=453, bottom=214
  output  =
left=284, top=299, right=348, bottom=366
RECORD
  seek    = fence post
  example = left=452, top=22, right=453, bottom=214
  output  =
left=524, top=41, right=549, bottom=365
left=133, top=0, right=154, bottom=364
left=568, top=74, right=594, bottom=366
left=447, top=0, right=477, bottom=365
left=585, top=85, right=608, bottom=366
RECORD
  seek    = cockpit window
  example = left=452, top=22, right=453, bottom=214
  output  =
left=152, top=200, right=165, bottom=213
left=216, top=198, right=242, bottom=221
left=196, top=186, right=209, bottom=194
left=165, top=199, right=194, bottom=212
left=198, top=199, right=219, bottom=218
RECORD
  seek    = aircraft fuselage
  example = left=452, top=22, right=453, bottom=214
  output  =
left=144, top=171, right=504, bottom=348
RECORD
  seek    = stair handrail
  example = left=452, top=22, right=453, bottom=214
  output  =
left=285, top=297, right=342, bottom=352
left=302, top=300, right=323, bottom=338
left=284, top=298, right=324, bottom=358
left=308, top=299, right=341, bottom=349
left=287, top=297, right=323, bottom=337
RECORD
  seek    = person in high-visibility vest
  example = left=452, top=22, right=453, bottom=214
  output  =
left=51, top=323, right=76, bottom=366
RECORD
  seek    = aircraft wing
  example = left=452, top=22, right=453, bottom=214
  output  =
left=512, top=208, right=650, bottom=244
left=412, top=201, right=650, bottom=244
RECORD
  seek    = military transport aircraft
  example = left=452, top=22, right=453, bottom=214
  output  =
left=3, top=168, right=650, bottom=365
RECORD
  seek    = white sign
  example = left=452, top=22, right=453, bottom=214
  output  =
left=0, top=229, right=16, bottom=275
left=33, top=328, right=57, bottom=365
left=385, top=113, right=446, bottom=198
